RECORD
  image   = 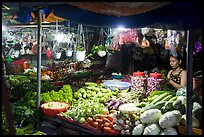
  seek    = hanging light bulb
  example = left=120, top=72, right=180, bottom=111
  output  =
left=55, top=32, right=64, bottom=42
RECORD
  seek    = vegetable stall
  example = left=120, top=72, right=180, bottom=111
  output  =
left=2, top=2, right=202, bottom=135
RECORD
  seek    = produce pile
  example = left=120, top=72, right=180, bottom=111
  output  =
left=56, top=85, right=202, bottom=135
left=130, top=91, right=202, bottom=135
left=4, top=74, right=202, bottom=135
left=5, top=75, right=57, bottom=97
left=3, top=75, right=72, bottom=135
left=73, top=82, right=116, bottom=103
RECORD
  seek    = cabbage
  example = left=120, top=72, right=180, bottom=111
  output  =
left=140, top=109, right=162, bottom=124
left=176, top=87, right=186, bottom=96
left=132, top=124, right=145, bottom=135
left=160, top=128, right=178, bottom=135
left=159, top=110, right=182, bottom=128
left=143, top=123, right=161, bottom=135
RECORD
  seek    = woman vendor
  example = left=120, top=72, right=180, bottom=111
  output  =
left=166, top=52, right=187, bottom=92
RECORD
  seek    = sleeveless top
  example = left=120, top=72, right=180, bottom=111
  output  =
left=169, top=69, right=183, bottom=92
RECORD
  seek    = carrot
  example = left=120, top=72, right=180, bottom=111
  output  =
left=103, top=126, right=112, bottom=131
left=109, top=122, right=113, bottom=128
left=102, top=117, right=111, bottom=124
left=87, top=117, right=93, bottom=124
left=99, top=124, right=104, bottom=130
left=92, top=121, right=99, bottom=129
left=99, top=114, right=108, bottom=119
left=106, top=116, right=114, bottom=122
left=104, top=122, right=110, bottom=127
left=95, top=118, right=103, bottom=125
left=103, top=127, right=119, bottom=134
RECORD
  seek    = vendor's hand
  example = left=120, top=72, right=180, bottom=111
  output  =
left=166, top=77, right=170, bottom=84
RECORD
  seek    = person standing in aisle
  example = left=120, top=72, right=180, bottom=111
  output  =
left=166, top=52, right=187, bottom=92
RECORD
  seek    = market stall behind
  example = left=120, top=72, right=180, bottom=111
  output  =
left=49, top=3, right=202, bottom=134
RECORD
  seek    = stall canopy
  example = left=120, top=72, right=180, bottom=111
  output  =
left=3, top=2, right=202, bottom=30
left=47, top=2, right=202, bottom=30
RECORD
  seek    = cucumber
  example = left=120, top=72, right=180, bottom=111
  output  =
left=154, top=101, right=167, bottom=109
left=173, top=99, right=182, bottom=109
left=160, top=95, right=173, bottom=102
left=168, top=96, right=178, bottom=102
left=161, top=106, right=169, bottom=114
left=164, top=101, right=174, bottom=110
left=150, top=92, right=170, bottom=105
left=177, top=104, right=185, bottom=115
left=141, top=103, right=155, bottom=113
left=147, top=95, right=159, bottom=102
left=136, top=102, right=149, bottom=107
left=85, top=82, right=98, bottom=87
left=149, top=90, right=172, bottom=97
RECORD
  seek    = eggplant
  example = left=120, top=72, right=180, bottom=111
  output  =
left=107, top=100, right=117, bottom=107
left=110, top=101, right=124, bottom=110
left=104, top=99, right=113, bottom=106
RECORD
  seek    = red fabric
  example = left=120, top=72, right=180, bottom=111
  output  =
left=119, top=29, right=139, bottom=45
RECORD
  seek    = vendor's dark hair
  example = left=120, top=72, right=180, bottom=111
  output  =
left=170, top=51, right=183, bottom=61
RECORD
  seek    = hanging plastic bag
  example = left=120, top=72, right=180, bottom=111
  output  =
left=46, top=48, right=53, bottom=58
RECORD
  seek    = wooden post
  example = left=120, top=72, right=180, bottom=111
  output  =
left=186, top=30, right=193, bottom=135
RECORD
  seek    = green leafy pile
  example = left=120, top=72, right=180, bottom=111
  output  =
left=2, top=107, right=9, bottom=135
left=5, top=75, right=32, bottom=96
left=16, top=124, right=46, bottom=135
left=41, top=84, right=73, bottom=104
left=12, top=91, right=41, bottom=127
left=12, top=102, right=37, bottom=127
left=5, top=75, right=57, bottom=97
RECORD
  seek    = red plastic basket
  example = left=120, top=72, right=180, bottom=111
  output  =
left=41, top=102, right=70, bottom=117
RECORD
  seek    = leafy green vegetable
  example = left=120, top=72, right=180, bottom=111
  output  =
left=41, top=84, right=73, bottom=104
left=2, top=107, right=9, bottom=135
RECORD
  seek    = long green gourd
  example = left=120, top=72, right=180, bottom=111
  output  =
left=150, top=92, right=170, bottom=105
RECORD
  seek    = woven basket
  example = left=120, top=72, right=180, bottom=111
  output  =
left=177, top=125, right=202, bottom=135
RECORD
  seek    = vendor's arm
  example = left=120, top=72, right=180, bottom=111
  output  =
left=169, top=70, right=187, bottom=89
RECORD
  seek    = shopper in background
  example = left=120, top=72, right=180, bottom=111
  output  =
left=193, top=70, right=202, bottom=96
left=166, top=52, right=187, bottom=92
